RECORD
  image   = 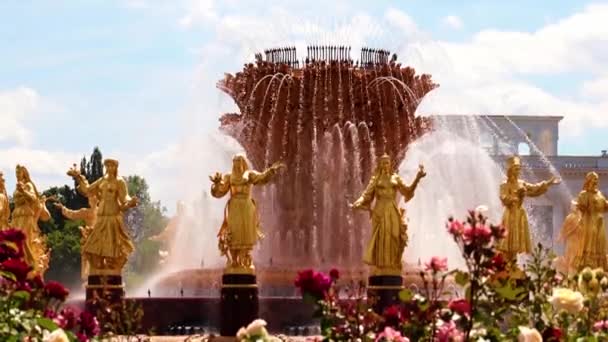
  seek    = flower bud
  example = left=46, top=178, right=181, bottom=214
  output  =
left=601, top=277, right=608, bottom=291
left=594, top=269, right=605, bottom=280
left=581, top=268, right=594, bottom=282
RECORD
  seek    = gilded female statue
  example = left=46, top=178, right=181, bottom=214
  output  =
left=210, top=154, right=285, bottom=272
left=351, top=154, right=426, bottom=275
left=11, top=165, right=51, bottom=275
left=498, top=156, right=560, bottom=260
left=573, top=172, right=608, bottom=270
left=557, top=200, right=581, bottom=274
left=68, top=159, right=137, bottom=274
left=55, top=194, right=98, bottom=280
left=0, top=171, right=10, bottom=230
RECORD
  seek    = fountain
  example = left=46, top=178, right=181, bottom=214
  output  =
left=128, top=46, right=444, bottom=332
left=218, top=45, right=436, bottom=266
left=151, top=46, right=437, bottom=295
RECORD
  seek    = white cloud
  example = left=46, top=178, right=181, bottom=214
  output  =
left=442, top=15, right=463, bottom=30
left=178, top=0, right=219, bottom=28
left=0, top=87, right=39, bottom=145
left=581, top=76, right=608, bottom=98
left=0, top=147, right=80, bottom=193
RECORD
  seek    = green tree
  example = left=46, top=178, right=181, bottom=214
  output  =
left=42, top=147, right=112, bottom=287
left=123, top=175, right=168, bottom=290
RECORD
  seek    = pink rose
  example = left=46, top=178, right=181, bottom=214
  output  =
left=447, top=219, right=464, bottom=236
left=424, top=256, right=448, bottom=273
left=375, top=327, right=409, bottom=342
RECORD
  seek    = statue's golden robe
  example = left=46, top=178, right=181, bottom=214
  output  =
left=355, top=174, right=413, bottom=272
left=498, top=179, right=551, bottom=259
left=573, top=189, right=608, bottom=270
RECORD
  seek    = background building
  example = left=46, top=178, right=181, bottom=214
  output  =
left=434, top=115, right=608, bottom=250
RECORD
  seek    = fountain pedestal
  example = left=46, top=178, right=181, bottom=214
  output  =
left=220, top=273, right=259, bottom=336
left=367, top=275, right=403, bottom=314
left=85, top=274, right=125, bottom=313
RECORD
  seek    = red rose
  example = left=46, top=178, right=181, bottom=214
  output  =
left=1, top=258, right=32, bottom=281
left=0, top=228, right=26, bottom=244
left=0, top=243, right=22, bottom=262
left=44, top=281, right=70, bottom=301
left=448, top=298, right=471, bottom=316
left=542, top=326, right=563, bottom=341
left=30, top=274, right=44, bottom=289
left=491, top=253, right=507, bottom=271
left=463, top=223, right=492, bottom=244
left=79, top=311, right=100, bottom=337
left=329, top=268, right=340, bottom=280
left=76, top=332, right=89, bottom=342
left=383, top=305, right=403, bottom=326
left=60, top=307, right=78, bottom=330
left=294, top=269, right=331, bottom=300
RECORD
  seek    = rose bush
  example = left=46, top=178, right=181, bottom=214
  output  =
left=0, top=228, right=100, bottom=341
left=294, top=210, right=608, bottom=341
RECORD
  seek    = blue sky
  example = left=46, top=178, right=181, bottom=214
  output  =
left=1, top=0, right=607, bottom=208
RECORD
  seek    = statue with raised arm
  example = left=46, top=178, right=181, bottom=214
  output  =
left=0, top=171, right=10, bottom=230
left=54, top=193, right=98, bottom=280
left=498, top=156, right=560, bottom=260
left=351, top=154, right=426, bottom=275
left=11, top=165, right=51, bottom=276
left=67, top=159, right=137, bottom=275
left=210, top=153, right=285, bottom=273
left=573, top=172, right=608, bottom=270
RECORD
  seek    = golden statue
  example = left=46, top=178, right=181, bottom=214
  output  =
left=557, top=200, right=582, bottom=275
left=210, top=153, right=285, bottom=273
left=351, top=154, right=426, bottom=275
left=573, top=172, right=608, bottom=270
left=498, top=156, right=560, bottom=260
left=0, top=171, right=10, bottom=230
left=54, top=194, right=98, bottom=280
left=67, top=159, right=137, bottom=275
left=11, top=165, right=51, bottom=276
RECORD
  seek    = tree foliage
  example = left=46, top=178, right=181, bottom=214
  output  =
left=34, top=147, right=168, bottom=290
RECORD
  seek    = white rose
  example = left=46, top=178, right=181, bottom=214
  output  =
left=549, top=287, right=584, bottom=314
left=236, top=327, right=248, bottom=340
left=246, top=318, right=269, bottom=337
left=43, top=329, right=69, bottom=342
left=518, top=326, right=542, bottom=342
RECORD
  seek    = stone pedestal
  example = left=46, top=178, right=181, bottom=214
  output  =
left=367, top=275, right=403, bottom=314
left=220, top=273, right=259, bottom=336
left=85, top=274, right=125, bottom=313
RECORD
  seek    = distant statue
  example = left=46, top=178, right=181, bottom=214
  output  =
left=54, top=193, right=98, bottom=280
left=210, top=153, right=285, bottom=273
left=573, top=172, right=608, bottom=270
left=557, top=200, right=582, bottom=274
left=0, top=171, right=10, bottom=230
left=498, top=156, right=560, bottom=260
left=351, top=154, right=426, bottom=275
left=11, top=165, right=51, bottom=276
left=68, top=159, right=138, bottom=275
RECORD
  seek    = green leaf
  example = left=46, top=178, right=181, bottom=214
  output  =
left=0, top=270, right=16, bottom=282
left=36, top=317, right=59, bottom=332
left=454, top=271, right=470, bottom=286
left=11, top=291, right=31, bottom=303
left=398, top=289, right=413, bottom=302
left=494, top=281, right=526, bottom=301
